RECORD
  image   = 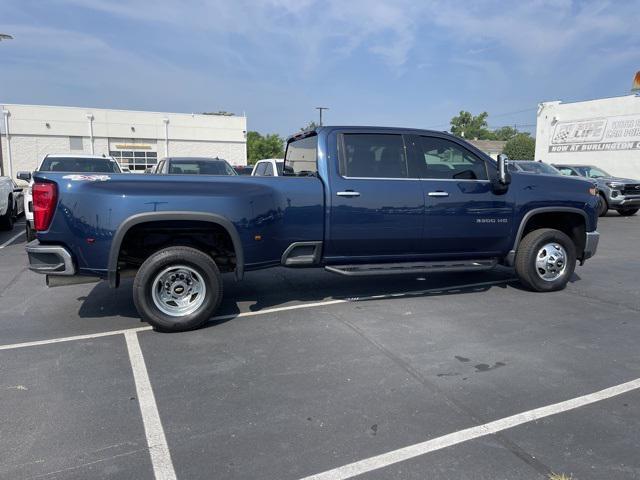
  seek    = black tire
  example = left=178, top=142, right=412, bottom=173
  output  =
left=617, top=208, right=638, bottom=217
left=515, top=228, right=576, bottom=292
left=133, top=246, right=223, bottom=332
left=597, top=194, right=608, bottom=217
left=0, top=199, right=14, bottom=231
left=26, top=222, right=36, bottom=242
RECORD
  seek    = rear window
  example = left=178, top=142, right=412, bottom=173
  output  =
left=168, top=160, right=237, bottom=175
left=285, top=135, right=317, bottom=176
left=39, top=157, right=121, bottom=173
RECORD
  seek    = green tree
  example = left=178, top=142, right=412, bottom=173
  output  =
left=450, top=111, right=494, bottom=140
left=300, top=121, right=319, bottom=132
left=502, top=133, right=536, bottom=160
left=247, top=131, right=285, bottom=164
left=492, top=126, right=521, bottom=141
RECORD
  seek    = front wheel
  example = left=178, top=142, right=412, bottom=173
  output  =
left=617, top=208, right=638, bottom=217
left=597, top=194, right=608, bottom=217
left=133, top=246, right=223, bottom=332
left=515, top=228, right=576, bottom=292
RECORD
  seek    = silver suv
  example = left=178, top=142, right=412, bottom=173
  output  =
left=553, top=164, right=640, bottom=217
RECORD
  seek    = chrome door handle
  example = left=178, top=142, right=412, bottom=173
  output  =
left=336, top=191, right=361, bottom=197
left=427, top=191, right=449, bottom=197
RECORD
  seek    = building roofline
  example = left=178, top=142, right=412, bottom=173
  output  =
left=0, top=102, right=247, bottom=119
left=539, top=93, right=640, bottom=108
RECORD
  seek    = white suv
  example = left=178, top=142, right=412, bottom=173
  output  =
left=251, top=159, right=285, bottom=177
left=17, top=154, right=122, bottom=241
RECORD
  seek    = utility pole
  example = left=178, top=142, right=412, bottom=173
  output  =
left=315, top=107, right=329, bottom=126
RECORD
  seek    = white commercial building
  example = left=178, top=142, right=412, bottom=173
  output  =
left=536, top=94, right=640, bottom=179
left=0, top=104, right=247, bottom=177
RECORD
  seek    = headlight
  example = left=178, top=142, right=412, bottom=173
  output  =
left=606, top=182, right=624, bottom=189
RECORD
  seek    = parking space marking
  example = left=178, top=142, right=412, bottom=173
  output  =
left=299, top=377, right=640, bottom=480
left=0, top=278, right=515, bottom=352
left=0, top=230, right=25, bottom=249
left=125, top=330, right=177, bottom=480
left=0, top=326, right=152, bottom=351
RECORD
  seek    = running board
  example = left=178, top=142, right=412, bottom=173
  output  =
left=324, top=259, right=498, bottom=277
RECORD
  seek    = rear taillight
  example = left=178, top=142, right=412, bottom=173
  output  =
left=33, top=182, right=58, bottom=231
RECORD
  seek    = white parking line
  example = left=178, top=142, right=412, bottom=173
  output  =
left=0, top=326, right=152, bottom=351
left=299, top=377, right=640, bottom=480
left=0, top=230, right=25, bottom=249
left=0, top=278, right=515, bottom=352
left=125, top=330, right=177, bottom=480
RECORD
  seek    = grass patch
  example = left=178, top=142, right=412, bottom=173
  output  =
left=548, top=473, right=573, bottom=480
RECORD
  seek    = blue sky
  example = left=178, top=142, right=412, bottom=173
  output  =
left=1, top=0, right=639, bottom=137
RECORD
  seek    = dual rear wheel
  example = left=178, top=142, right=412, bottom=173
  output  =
left=133, top=246, right=223, bottom=332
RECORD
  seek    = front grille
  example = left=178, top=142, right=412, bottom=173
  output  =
left=622, top=184, right=640, bottom=196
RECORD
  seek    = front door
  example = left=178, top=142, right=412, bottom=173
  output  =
left=325, top=132, right=424, bottom=260
left=411, top=134, right=514, bottom=256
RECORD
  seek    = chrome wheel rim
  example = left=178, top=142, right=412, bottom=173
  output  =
left=151, top=265, right=206, bottom=317
left=535, top=243, right=567, bottom=282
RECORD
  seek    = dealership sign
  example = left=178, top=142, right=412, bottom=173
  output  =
left=549, top=113, right=640, bottom=153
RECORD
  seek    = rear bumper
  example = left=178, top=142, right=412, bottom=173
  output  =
left=25, top=240, right=75, bottom=275
left=583, top=231, right=599, bottom=261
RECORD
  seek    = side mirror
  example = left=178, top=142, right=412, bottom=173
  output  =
left=497, top=154, right=511, bottom=185
left=17, top=171, right=32, bottom=182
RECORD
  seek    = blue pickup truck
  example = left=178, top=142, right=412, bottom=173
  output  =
left=26, top=127, right=600, bottom=331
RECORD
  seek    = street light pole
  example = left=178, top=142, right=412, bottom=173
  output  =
left=315, top=107, right=329, bottom=126
left=0, top=34, right=12, bottom=177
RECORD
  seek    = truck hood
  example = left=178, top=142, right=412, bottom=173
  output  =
left=594, top=176, right=640, bottom=184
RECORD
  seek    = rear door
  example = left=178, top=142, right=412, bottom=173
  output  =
left=325, top=131, right=424, bottom=260
left=410, top=134, right=514, bottom=256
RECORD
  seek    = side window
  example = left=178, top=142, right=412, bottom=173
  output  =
left=255, top=162, right=267, bottom=176
left=264, top=163, right=274, bottom=176
left=340, top=134, right=408, bottom=179
left=285, top=135, right=317, bottom=176
left=557, top=167, right=577, bottom=176
left=418, top=137, right=488, bottom=180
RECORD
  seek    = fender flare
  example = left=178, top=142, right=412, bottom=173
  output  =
left=504, top=207, right=589, bottom=266
left=107, top=211, right=244, bottom=287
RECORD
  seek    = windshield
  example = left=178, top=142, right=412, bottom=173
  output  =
left=39, top=157, right=121, bottom=173
left=574, top=166, right=611, bottom=178
left=168, top=159, right=237, bottom=175
left=514, top=162, right=561, bottom=175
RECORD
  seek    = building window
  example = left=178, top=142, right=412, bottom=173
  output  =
left=69, top=136, right=84, bottom=151
left=110, top=150, right=158, bottom=173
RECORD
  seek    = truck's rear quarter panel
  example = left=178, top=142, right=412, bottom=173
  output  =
left=36, top=173, right=325, bottom=275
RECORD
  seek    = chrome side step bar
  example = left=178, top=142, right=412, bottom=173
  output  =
left=325, top=259, right=498, bottom=277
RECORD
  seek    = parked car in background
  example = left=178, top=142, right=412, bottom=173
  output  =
left=509, top=161, right=562, bottom=175
left=0, top=176, right=24, bottom=231
left=553, top=164, right=640, bottom=217
left=233, top=165, right=253, bottom=176
left=26, top=126, right=600, bottom=332
left=251, top=158, right=284, bottom=177
left=17, top=154, right=122, bottom=241
left=151, top=157, right=237, bottom=176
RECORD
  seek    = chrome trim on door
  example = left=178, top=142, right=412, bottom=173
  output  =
left=336, top=191, right=361, bottom=197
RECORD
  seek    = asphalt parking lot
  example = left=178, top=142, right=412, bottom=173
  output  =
left=1, top=214, right=639, bottom=480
